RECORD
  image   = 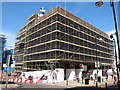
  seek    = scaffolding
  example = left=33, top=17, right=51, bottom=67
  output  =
left=14, top=6, right=114, bottom=72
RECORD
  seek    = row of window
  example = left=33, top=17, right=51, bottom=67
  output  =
left=26, top=14, right=111, bottom=44
left=24, top=51, right=113, bottom=64
left=57, top=14, right=111, bottom=43
left=26, top=41, right=112, bottom=58
left=26, top=23, right=57, bottom=41
left=57, top=23, right=112, bottom=48
left=26, top=22, right=112, bottom=49
left=26, top=31, right=112, bottom=53
left=14, top=56, right=23, bottom=61
left=27, top=15, right=57, bottom=34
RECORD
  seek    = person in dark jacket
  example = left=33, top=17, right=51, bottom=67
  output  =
left=28, top=75, right=33, bottom=80
left=76, top=76, right=80, bottom=83
left=113, top=75, right=117, bottom=84
left=106, top=74, right=108, bottom=80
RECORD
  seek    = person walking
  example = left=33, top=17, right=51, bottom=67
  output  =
left=76, top=76, right=80, bottom=83
left=94, top=73, right=97, bottom=84
left=113, top=75, right=117, bottom=84
left=106, top=74, right=108, bottom=80
left=111, top=74, right=114, bottom=79
left=81, top=75, right=84, bottom=84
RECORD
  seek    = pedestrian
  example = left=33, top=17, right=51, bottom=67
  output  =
left=28, top=75, right=32, bottom=80
left=76, top=76, right=80, bottom=83
left=106, top=74, right=108, bottom=80
left=31, top=76, right=33, bottom=80
left=81, top=75, right=84, bottom=84
left=113, top=75, right=117, bottom=84
left=111, top=74, right=114, bottom=79
left=94, top=73, right=97, bottom=84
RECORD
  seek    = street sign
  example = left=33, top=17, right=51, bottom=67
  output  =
left=11, top=64, right=15, bottom=67
left=79, top=64, right=87, bottom=71
left=80, top=64, right=83, bottom=69
left=95, top=61, right=100, bottom=68
left=3, top=64, right=7, bottom=67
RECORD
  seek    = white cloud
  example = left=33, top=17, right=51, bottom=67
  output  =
left=107, top=29, right=117, bottom=41
left=107, top=30, right=119, bottom=60
left=107, top=29, right=115, bottom=36
left=107, top=30, right=117, bottom=43
left=0, top=31, right=16, bottom=48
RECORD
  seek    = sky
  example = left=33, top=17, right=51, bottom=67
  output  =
left=1, top=1, right=119, bottom=47
left=118, top=2, right=120, bottom=47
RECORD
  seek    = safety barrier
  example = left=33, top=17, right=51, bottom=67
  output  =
left=1, top=77, right=42, bottom=83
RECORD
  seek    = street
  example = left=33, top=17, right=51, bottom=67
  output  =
left=1, top=78, right=119, bottom=90
left=18, top=83, right=66, bottom=88
left=1, top=83, right=118, bottom=90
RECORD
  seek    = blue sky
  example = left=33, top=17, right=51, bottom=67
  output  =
left=1, top=2, right=118, bottom=47
left=118, top=1, right=120, bottom=47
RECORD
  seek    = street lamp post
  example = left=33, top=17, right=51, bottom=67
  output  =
left=95, top=38, right=102, bottom=88
left=95, top=0, right=120, bottom=89
left=5, top=55, right=11, bottom=89
left=110, top=34, right=120, bottom=89
left=110, top=1, right=120, bottom=62
left=95, top=39, right=98, bottom=88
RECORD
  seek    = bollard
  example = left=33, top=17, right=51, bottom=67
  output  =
left=96, top=81, right=98, bottom=88
left=77, top=78, right=79, bottom=83
left=105, top=82, right=107, bottom=89
left=66, top=80, right=68, bottom=86
left=82, top=79, right=84, bottom=84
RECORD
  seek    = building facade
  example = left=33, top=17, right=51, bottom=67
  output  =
left=14, top=6, right=114, bottom=72
left=0, top=34, right=6, bottom=71
left=3, top=48, right=14, bottom=73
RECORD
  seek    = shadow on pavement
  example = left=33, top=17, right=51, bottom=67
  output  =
left=64, top=87, right=118, bottom=90
left=107, top=84, right=118, bottom=88
left=1, top=87, right=118, bottom=90
left=0, top=81, right=16, bottom=84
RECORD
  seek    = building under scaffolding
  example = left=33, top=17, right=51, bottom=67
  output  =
left=14, top=6, right=114, bottom=72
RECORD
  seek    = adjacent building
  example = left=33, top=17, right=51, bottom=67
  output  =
left=3, top=48, right=14, bottom=73
left=14, top=6, right=114, bottom=72
left=0, top=34, right=6, bottom=71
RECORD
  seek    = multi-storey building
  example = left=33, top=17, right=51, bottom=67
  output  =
left=14, top=6, right=114, bottom=72
left=0, top=34, right=6, bottom=73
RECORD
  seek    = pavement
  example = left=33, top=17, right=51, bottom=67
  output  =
left=0, top=81, right=19, bottom=89
left=0, top=84, right=19, bottom=88
left=1, top=76, right=118, bottom=89
left=34, top=76, right=118, bottom=89
left=37, top=76, right=117, bottom=88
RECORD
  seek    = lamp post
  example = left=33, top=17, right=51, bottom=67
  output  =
left=95, top=38, right=102, bottom=88
left=5, top=55, right=11, bottom=89
left=95, top=39, right=98, bottom=88
left=110, top=34, right=120, bottom=89
left=95, top=0, right=120, bottom=89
